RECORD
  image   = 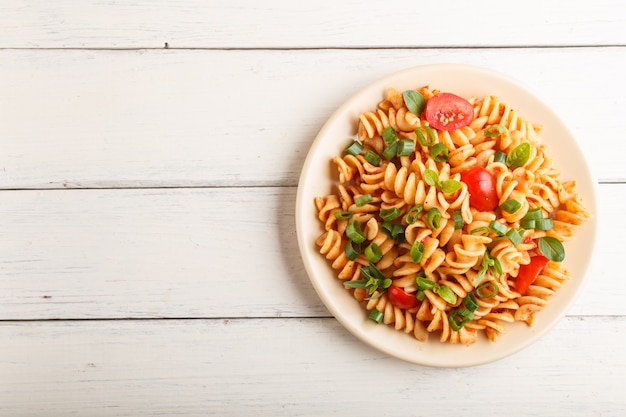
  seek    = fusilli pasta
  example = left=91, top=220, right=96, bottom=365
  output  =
left=314, top=86, right=590, bottom=344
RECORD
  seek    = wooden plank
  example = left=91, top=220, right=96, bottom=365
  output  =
left=0, top=184, right=613, bottom=320
left=0, top=317, right=624, bottom=416
left=1, top=0, right=625, bottom=49
left=0, top=47, right=625, bottom=188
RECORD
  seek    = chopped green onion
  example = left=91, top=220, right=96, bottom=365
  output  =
left=369, top=308, right=384, bottom=324
left=470, top=226, right=489, bottom=235
left=334, top=210, right=353, bottom=221
left=489, top=220, right=507, bottom=236
left=344, top=240, right=361, bottom=261
left=355, top=194, right=372, bottom=207
left=416, top=290, right=426, bottom=301
left=430, top=143, right=449, bottom=162
left=434, top=285, right=457, bottom=304
left=494, top=151, right=507, bottom=164
left=453, top=210, right=464, bottom=229
left=500, top=199, right=522, bottom=214
left=492, top=256, right=503, bottom=276
left=449, top=307, right=474, bottom=331
left=364, top=243, right=383, bottom=263
left=534, top=218, right=554, bottom=231
left=476, top=281, right=499, bottom=298
left=405, top=205, right=423, bottom=224
left=426, top=208, right=441, bottom=229
left=390, top=223, right=406, bottom=242
left=441, top=179, right=462, bottom=194
left=344, top=140, right=363, bottom=156
left=397, top=139, right=415, bottom=157
left=343, top=279, right=366, bottom=289
left=505, top=228, right=522, bottom=246
left=381, top=221, right=393, bottom=236
left=382, top=126, right=397, bottom=146
left=415, top=126, right=437, bottom=146
left=521, top=219, right=536, bottom=229
left=346, top=220, right=366, bottom=244
left=463, top=293, right=479, bottom=312
left=416, top=273, right=436, bottom=290
left=484, top=124, right=506, bottom=138
left=403, top=90, right=426, bottom=116
left=382, top=142, right=398, bottom=160
left=364, top=150, right=381, bottom=166
left=538, top=237, right=565, bottom=262
left=380, top=207, right=401, bottom=222
left=506, top=142, right=531, bottom=169
left=410, top=240, right=425, bottom=263
left=523, top=208, right=543, bottom=221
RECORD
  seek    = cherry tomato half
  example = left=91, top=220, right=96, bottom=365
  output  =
left=424, top=92, right=474, bottom=131
left=387, top=285, right=419, bottom=309
left=460, top=167, right=498, bottom=212
left=515, top=255, right=549, bottom=294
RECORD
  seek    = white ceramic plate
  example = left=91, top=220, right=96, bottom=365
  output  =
left=295, top=63, right=597, bottom=367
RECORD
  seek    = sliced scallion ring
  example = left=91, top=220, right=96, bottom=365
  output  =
left=534, top=218, right=554, bottom=231
left=506, top=228, right=522, bottom=246
left=405, top=205, right=423, bottom=224
left=426, top=207, right=441, bottom=229
left=364, top=150, right=381, bottom=166
left=333, top=210, right=353, bottom=221
left=416, top=273, right=436, bottom=290
left=382, top=142, right=398, bottom=160
left=379, top=207, right=401, bottom=222
left=364, top=242, right=383, bottom=263
left=397, top=139, right=415, bottom=157
left=344, top=140, right=363, bottom=156
left=489, top=220, right=507, bottom=236
left=345, top=220, right=366, bottom=244
left=344, top=240, right=361, bottom=261
left=355, top=194, right=372, bottom=207
left=463, top=293, right=479, bottom=312
left=410, top=240, right=425, bottom=263
left=476, top=281, right=499, bottom=298
left=500, top=199, right=522, bottom=214
left=430, top=143, right=449, bottom=162
left=382, top=126, right=397, bottom=146
left=369, top=309, right=384, bottom=324
left=494, top=151, right=507, bottom=164
left=484, top=124, right=506, bottom=138
left=453, top=210, right=464, bottom=229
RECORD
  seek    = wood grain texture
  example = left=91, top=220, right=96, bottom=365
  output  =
left=1, top=0, right=625, bottom=49
left=0, top=183, right=613, bottom=320
left=1, top=317, right=624, bottom=416
left=1, top=47, right=625, bottom=189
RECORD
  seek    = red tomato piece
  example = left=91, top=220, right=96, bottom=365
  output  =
left=460, top=167, right=498, bottom=211
left=387, top=285, right=419, bottom=309
left=515, top=255, right=549, bottom=294
left=424, top=92, right=474, bottom=131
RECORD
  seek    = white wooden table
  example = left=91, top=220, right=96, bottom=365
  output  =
left=1, top=2, right=625, bottom=415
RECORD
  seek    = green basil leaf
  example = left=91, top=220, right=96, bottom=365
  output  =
left=403, top=90, right=426, bottom=116
left=441, top=179, right=462, bottom=194
left=423, top=169, right=440, bottom=187
left=538, top=237, right=565, bottom=262
left=434, top=285, right=457, bottom=304
left=506, top=142, right=531, bottom=169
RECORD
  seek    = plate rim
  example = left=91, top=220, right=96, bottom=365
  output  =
left=295, top=63, right=598, bottom=367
